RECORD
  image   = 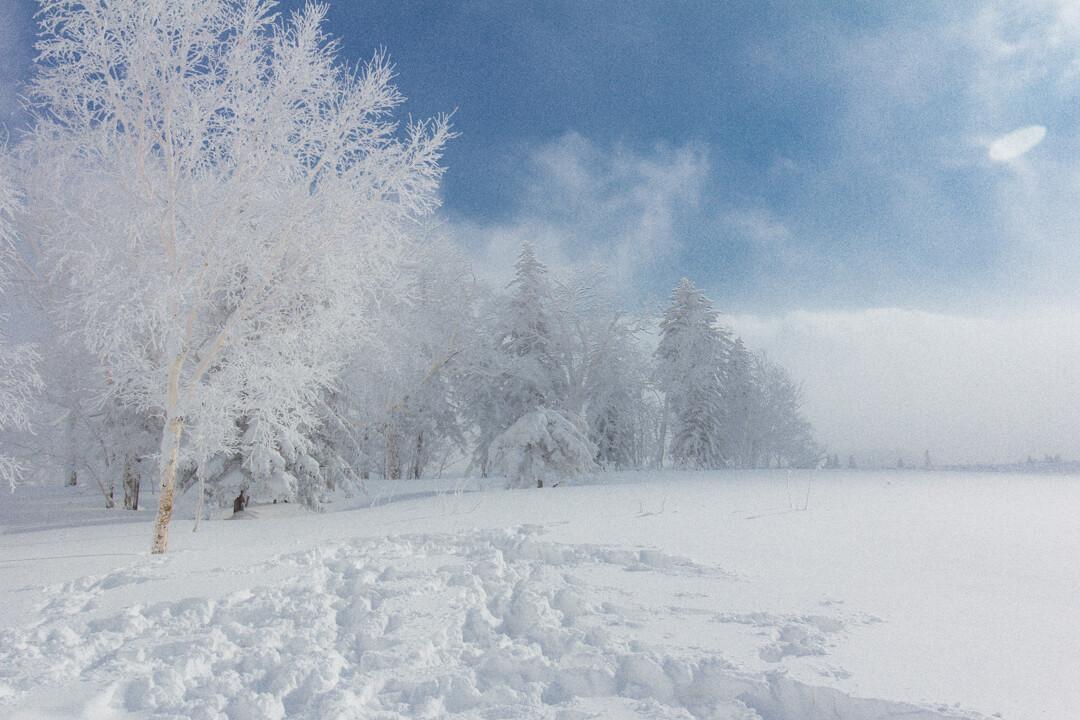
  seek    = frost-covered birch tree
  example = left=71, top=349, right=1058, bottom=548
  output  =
left=23, top=0, right=450, bottom=552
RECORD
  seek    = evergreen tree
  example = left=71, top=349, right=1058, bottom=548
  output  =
left=489, top=407, right=598, bottom=488
left=655, top=279, right=727, bottom=469
left=466, top=242, right=572, bottom=475
left=499, top=242, right=565, bottom=410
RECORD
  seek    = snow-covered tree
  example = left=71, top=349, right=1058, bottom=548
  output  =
left=0, top=161, right=41, bottom=490
left=654, top=279, right=727, bottom=469
left=455, top=295, right=512, bottom=477
left=651, top=279, right=818, bottom=471
left=583, top=321, right=653, bottom=469
left=489, top=406, right=598, bottom=488
left=462, top=242, right=567, bottom=474
left=0, top=234, right=159, bottom=507
left=498, top=242, right=566, bottom=411
left=747, top=352, right=820, bottom=468
left=550, top=271, right=655, bottom=470
left=720, top=337, right=756, bottom=467
left=24, top=0, right=451, bottom=552
left=334, top=236, right=472, bottom=482
left=460, top=247, right=661, bottom=477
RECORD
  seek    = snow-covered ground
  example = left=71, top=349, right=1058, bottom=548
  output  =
left=1, top=470, right=1076, bottom=719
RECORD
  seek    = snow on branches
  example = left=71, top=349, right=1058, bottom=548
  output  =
left=489, top=407, right=599, bottom=488
left=23, top=0, right=451, bottom=551
left=0, top=160, right=42, bottom=490
left=2, top=4, right=821, bottom=543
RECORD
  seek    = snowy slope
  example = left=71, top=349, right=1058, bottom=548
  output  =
left=1, top=471, right=1076, bottom=719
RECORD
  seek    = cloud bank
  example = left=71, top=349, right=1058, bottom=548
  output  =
left=731, top=308, right=1080, bottom=464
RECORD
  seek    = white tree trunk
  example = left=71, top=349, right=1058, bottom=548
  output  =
left=122, top=458, right=140, bottom=510
left=655, top=399, right=669, bottom=470
left=65, top=410, right=78, bottom=486
left=151, top=414, right=183, bottom=553
left=152, top=356, right=185, bottom=554
left=193, top=461, right=205, bottom=532
left=385, top=424, right=400, bottom=480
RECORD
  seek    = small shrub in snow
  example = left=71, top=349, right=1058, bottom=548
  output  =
left=489, top=407, right=598, bottom=488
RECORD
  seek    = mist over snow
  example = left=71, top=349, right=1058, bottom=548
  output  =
left=731, top=308, right=1080, bottom=465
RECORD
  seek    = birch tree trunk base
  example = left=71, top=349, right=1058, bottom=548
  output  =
left=151, top=417, right=184, bottom=555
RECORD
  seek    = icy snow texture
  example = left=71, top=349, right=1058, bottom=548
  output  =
left=1, top=525, right=973, bottom=720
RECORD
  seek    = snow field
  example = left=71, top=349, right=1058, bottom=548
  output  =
left=2, top=525, right=968, bottom=719
left=2, top=470, right=1077, bottom=719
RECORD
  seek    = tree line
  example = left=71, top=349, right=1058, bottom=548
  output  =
left=0, top=0, right=817, bottom=553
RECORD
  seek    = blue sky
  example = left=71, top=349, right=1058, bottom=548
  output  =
left=2, top=0, right=1078, bottom=313
left=293, top=0, right=1079, bottom=315
left=3, top=0, right=1080, bottom=460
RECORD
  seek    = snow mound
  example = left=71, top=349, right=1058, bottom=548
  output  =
left=1, top=526, right=980, bottom=719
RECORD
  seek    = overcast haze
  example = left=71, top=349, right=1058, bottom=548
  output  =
left=3, top=0, right=1079, bottom=463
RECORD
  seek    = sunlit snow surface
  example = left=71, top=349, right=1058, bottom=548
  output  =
left=1, top=471, right=1076, bottom=719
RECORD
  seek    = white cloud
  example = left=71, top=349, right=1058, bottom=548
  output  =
left=455, top=133, right=709, bottom=291
left=724, top=208, right=791, bottom=249
left=731, top=308, right=1080, bottom=464
left=988, top=125, right=1047, bottom=162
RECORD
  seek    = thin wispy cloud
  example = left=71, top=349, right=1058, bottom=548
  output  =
left=457, top=133, right=709, bottom=292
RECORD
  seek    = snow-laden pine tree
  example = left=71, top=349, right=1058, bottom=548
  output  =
left=0, top=160, right=41, bottom=490
left=23, top=0, right=451, bottom=552
left=654, top=279, right=727, bottom=469
left=499, top=242, right=566, bottom=411
left=465, top=242, right=568, bottom=474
